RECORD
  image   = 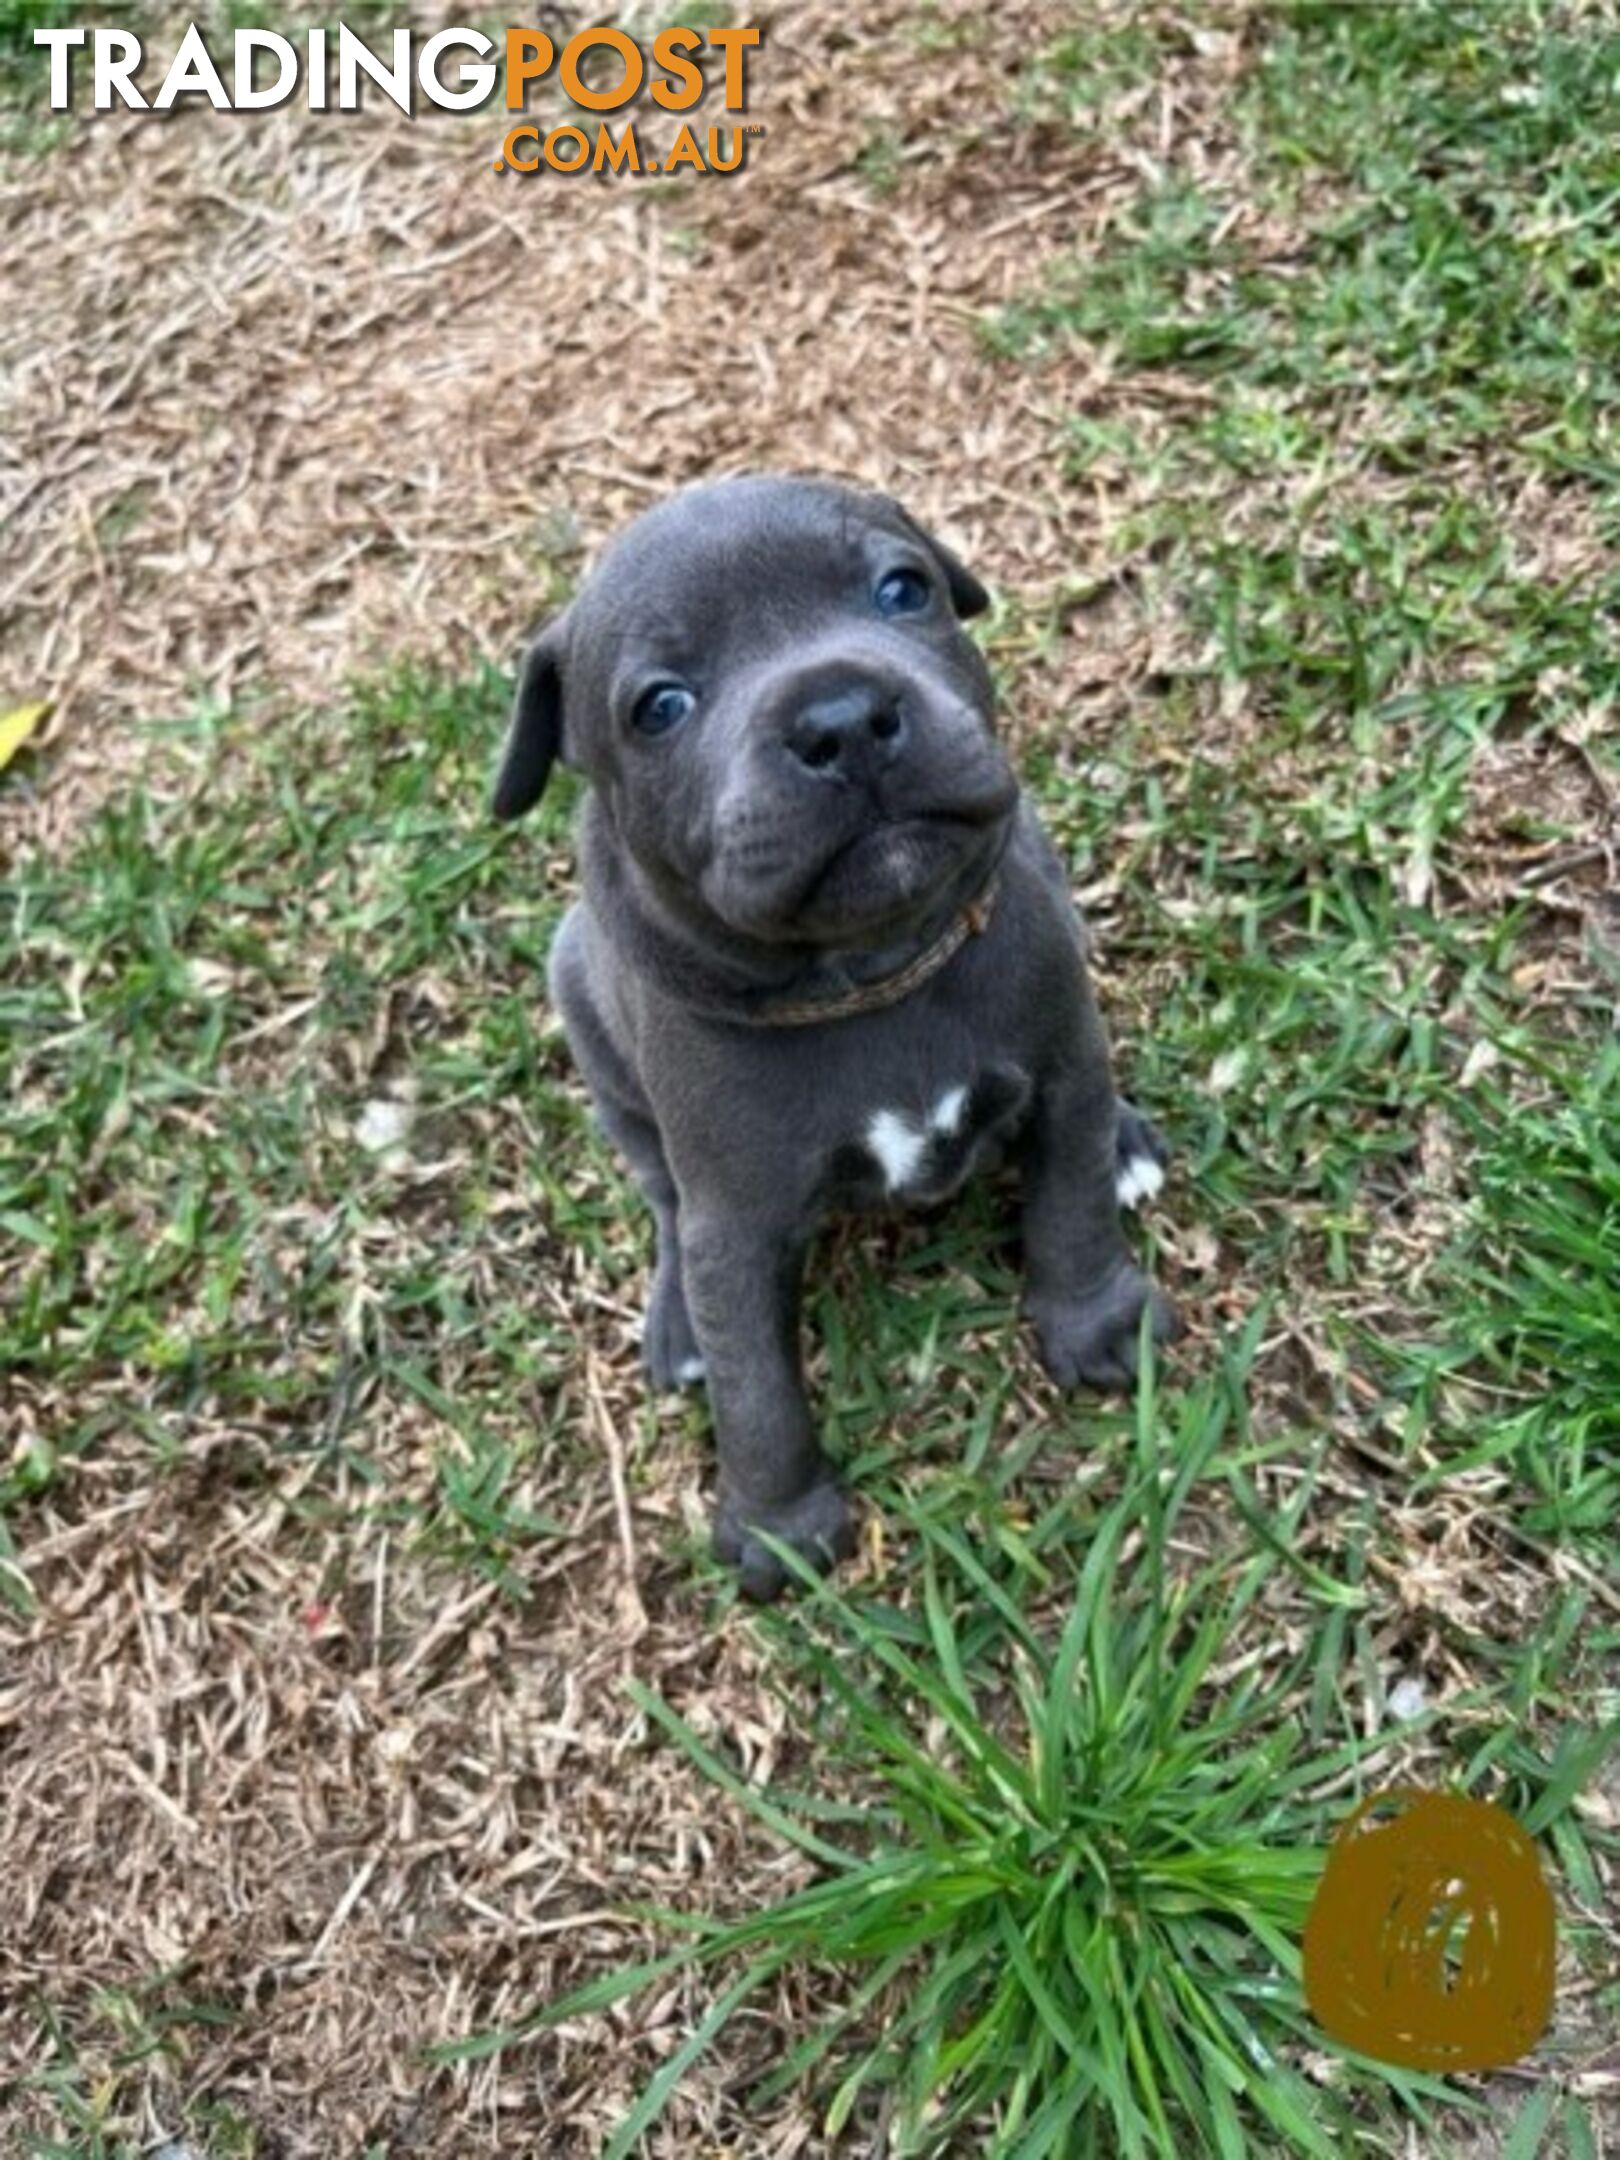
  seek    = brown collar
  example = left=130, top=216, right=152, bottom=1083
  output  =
left=737, top=872, right=999, bottom=1028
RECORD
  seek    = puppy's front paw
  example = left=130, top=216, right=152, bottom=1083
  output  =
left=713, top=1478, right=855, bottom=1602
left=1027, top=1263, right=1180, bottom=1391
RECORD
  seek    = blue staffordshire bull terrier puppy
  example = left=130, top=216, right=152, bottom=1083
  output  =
left=494, top=474, right=1178, bottom=1598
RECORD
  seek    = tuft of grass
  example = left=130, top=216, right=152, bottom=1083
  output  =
left=10, top=1985, right=251, bottom=2159
left=854, top=121, right=902, bottom=196
left=448, top=1363, right=1480, bottom=2157
left=1010, top=10, right=1173, bottom=128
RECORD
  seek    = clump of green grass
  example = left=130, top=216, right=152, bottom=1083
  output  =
left=1009, top=9, right=1177, bottom=129
left=0, top=0, right=81, bottom=147
left=0, top=0, right=78, bottom=55
left=447, top=1370, right=1466, bottom=2156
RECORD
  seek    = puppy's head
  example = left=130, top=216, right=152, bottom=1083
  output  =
left=493, top=474, right=1018, bottom=948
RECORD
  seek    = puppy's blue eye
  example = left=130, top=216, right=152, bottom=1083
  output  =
left=633, top=683, right=696, bottom=737
left=875, top=567, right=931, bottom=617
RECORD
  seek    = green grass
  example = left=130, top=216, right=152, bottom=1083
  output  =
left=445, top=1349, right=1613, bottom=2156
left=985, top=0, right=1619, bottom=1547
left=0, top=668, right=586, bottom=1608
left=1392, top=1037, right=1620, bottom=1541
left=13, top=1990, right=253, bottom=2160
left=0, top=0, right=79, bottom=147
left=9, top=635, right=1611, bottom=2147
left=1004, top=2, right=1620, bottom=478
left=446, top=1374, right=1364, bottom=2158
left=0, top=0, right=78, bottom=54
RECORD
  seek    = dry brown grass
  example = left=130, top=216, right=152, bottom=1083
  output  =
left=0, top=0, right=1220, bottom=850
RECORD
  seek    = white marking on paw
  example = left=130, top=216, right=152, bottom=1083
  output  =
left=867, top=1107, right=927, bottom=1192
left=354, top=1098, right=413, bottom=1157
left=931, top=1083, right=968, bottom=1136
left=675, top=1354, right=707, bottom=1385
left=1116, top=1152, right=1165, bottom=1211
left=1386, top=1675, right=1427, bottom=1724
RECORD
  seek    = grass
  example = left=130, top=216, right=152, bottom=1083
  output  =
left=0, top=0, right=79, bottom=147
left=989, top=0, right=1620, bottom=1545
left=0, top=668, right=587, bottom=1612
left=458, top=1375, right=1353, bottom=2156
left=1392, top=1037, right=1620, bottom=1541
left=435, top=1, right=1620, bottom=2146
left=445, top=1343, right=1613, bottom=2156
left=8, top=637, right=1607, bottom=2147
left=4, top=0, right=1619, bottom=2153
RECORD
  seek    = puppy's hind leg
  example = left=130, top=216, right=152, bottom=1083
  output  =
left=592, top=1093, right=705, bottom=1389
left=630, top=1160, right=706, bottom=1391
left=548, top=913, right=703, bottom=1389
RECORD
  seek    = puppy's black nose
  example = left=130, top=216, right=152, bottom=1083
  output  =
left=785, top=687, right=907, bottom=780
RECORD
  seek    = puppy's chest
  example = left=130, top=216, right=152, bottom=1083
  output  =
left=821, top=1066, right=1032, bottom=1211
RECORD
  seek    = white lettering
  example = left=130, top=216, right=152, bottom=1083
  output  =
left=337, top=25, right=411, bottom=114
left=234, top=29, right=298, bottom=111
left=33, top=27, right=84, bottom=110
left=418, top=28, right=497, bottom=111
left=154, top=21, right=231, bottom=110
left=93, top=29, right=147, bottom=111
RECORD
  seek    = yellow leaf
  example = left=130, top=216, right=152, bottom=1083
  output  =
left=0, top=701, right=50, bottom=773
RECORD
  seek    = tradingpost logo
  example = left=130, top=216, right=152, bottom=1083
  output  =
left=33, top=21, right=764, bottom=177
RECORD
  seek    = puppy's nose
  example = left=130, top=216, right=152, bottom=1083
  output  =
left=785, top=686, right=907, bottom=780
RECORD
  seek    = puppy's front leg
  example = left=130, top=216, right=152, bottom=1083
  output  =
left=679, top=1211, right=854, bottom=1600
left=1022, top=1051, right=1179, bottom=1391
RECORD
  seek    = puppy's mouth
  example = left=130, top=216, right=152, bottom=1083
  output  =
left=810, top=812, right=969, bottom=887
left=788, top=807, right=1003, bottom=941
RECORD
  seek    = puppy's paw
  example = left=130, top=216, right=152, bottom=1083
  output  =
left=713, top=1478, right=855, bottom=1602
left=643, top=1263, right=706, bottom=1391
left=1115, top=1101, right=1169, bottom=1212
left=1027, top=1262, right=1180, bottom=1391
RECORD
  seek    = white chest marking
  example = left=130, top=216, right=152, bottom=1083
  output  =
left=865, top=1086, right=972, bottom=1194
left=866, top=1108, right=927, bottom=1193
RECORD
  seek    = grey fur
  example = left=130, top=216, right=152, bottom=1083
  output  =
left=495, top=475, right=1178, bottom=1598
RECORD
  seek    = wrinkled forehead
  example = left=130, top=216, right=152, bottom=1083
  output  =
left=572, top=482, right=912, bottom=670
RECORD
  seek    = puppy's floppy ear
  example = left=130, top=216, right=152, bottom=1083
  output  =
left=876, top=494, right=991, bottom=620
left=493, top=616, right=568, bottom=821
